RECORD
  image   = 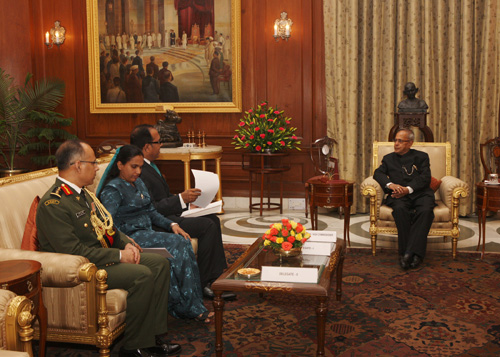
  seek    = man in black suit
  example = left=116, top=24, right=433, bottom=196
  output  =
left=130, top=124, right=235, bottom=300
left=373, top=128, right=435, bottom=270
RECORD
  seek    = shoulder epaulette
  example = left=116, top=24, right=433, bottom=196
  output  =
left=51, top=186, right=62, bottom=198
left=60, top=183, right=73, bottom=196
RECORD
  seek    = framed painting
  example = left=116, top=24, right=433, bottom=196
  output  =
left=86, top=0, right=241, bottom=113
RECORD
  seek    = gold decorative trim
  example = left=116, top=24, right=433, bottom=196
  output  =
left=244, top=282, right=293, bottom=292
left=0, top=156, right=112, bottom=187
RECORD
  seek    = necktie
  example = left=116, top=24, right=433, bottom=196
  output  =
left=81, top=189, right=90, bottom=208
left=150, top=162, right=162, bottom=176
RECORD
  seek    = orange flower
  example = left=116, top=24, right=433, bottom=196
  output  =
left=282, top=241, right=293, bottom=251
left=281, top=229, right=289, bottom=237
left=287, top=236, right=295, bottom=243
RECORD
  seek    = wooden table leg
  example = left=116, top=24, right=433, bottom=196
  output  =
left=336, top=253, right=345, bottom=302
left=37, top=298, right=48, bottom=357
left=279, top=173, right=283, bottom=214
left=213, top=293, right=225, bottom=356
left=183, top=160, right=191, bottom=191
left=260, top=172, right=264, bottom=216
left=315, top=296, right=327, bottom=356
left=344, top=204, right=351, bottom=247
left=201, top=159, right=206, bottom=171
left=215, top=157, right=224, bottom=213
left=478, top=208, right=487, bottom=259
left=249, top=172, right=253, bottom=213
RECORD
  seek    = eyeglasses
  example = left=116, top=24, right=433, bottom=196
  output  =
left=71, top=160, right=99, bottom=166
left=148, top=141, right=163, bottom=144
left=393, top=139, right=411, bottom=144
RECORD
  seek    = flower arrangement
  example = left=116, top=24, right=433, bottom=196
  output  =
left=262, top=219, right=311, bottom=251
left=232, top=101, right=301, bottom=153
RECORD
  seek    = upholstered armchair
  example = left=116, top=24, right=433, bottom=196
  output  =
left=0, top=290, right=34, bottom=356
left=361, top=142, right=469, bottom=259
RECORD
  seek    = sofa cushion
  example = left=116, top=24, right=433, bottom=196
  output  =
left=20, top=196, right=40, bottom=251
left=430, top=177, right=442, bottom=192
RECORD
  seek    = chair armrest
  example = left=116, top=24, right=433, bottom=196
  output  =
left=0, top=248, right=92, bottom=287
left=439, top=176, right=469, bottom=207
left=361, top=176, right=384, bottom=207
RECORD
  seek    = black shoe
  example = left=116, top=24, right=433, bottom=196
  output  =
left=410, top=255, right=423, bottom=269
left=203, top=284, right=237, bottom=301
left=399, top=253, right=411, bottom=270
left=203, top=285, right=215, bottom=299
left=119, top=347, right=153, bottom=357
left=221, top=291, right=237, bottom=301
left=155, top=336, right=182, bottom=355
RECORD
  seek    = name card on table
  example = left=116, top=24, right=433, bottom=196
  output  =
left=302, top=241, right=336, bottom=255
left=261, top=266, right=318, bottom=284
left=307, top=230, right=337, bottom=242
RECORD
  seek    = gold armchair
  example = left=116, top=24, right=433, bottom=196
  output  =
left=360, top=142, right=469, bottom=259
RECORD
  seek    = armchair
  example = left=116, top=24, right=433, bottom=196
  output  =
left=480, top=137, right=500, bottom=180
left=361, top=142, right=469, bottom=259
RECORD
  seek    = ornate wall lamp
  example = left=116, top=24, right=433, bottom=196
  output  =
left=273, top=12, right=293, bottom=41
left=45, top=20, right=66, bottom=49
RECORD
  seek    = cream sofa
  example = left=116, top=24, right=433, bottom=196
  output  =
left=0, top=158, right=125, bottom=356
left=0, top=291, right=34, bottom=356
left=0, top=156, right=199, bottom=355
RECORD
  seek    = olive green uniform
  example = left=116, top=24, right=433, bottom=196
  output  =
left=37, top=179, right=170, bottom=350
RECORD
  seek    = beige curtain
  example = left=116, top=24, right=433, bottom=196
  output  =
left=324, top=0, right=500, bottom=214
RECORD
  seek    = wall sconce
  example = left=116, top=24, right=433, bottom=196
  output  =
left=45, top=20, right=66, bottom=49
left=273, top=12, right=293, bottom=41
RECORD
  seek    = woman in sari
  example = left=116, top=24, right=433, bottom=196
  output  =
left=98, top=145, right=211, bottom=323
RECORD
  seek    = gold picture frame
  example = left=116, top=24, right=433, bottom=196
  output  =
left=86, top=0, right=241, bottom=113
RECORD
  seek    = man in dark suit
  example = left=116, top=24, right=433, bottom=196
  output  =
left=36, top=140, right=181, bottom=357
left=130, top=124, right=235, bottom=300
left=373, top=128, right=435, bottom=270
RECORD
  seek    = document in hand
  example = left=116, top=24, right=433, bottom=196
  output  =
left=181, top=200, right=222, bottom=218
left=191, top=169, right=219, bottom=208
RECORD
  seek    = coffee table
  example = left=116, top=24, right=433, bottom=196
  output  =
left=211, top=237, right=346, bottom=356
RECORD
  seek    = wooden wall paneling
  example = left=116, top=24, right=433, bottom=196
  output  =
left=0, top=0, right=33, bottom=85
left=22, top=0, right=326, bottom=197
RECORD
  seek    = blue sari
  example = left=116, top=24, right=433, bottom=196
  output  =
left=100, top=177, right=206, bottom=319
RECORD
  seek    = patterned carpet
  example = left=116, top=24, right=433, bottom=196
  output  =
left=39, top=245, right=500, bottom=356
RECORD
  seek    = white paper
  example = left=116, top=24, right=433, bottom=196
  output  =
left=302, top=242, right=335, bottom=255
left=181, top=200, right=222, bottom=218
left=191, top=169, right=219, bottom=208
left=141, top=247, right=173, bottom=259
left=307, top=230, right=337, bottom=242
left=261, top=266, right=318, bottom=283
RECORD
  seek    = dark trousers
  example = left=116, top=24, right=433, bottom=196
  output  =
left=388, top=195, right=435, bottom=258
left=169, top=214, right=227, bottom=288
left=104, top=253, right=170, bottom=349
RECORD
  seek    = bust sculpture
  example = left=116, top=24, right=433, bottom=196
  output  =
left=397, top=82, right=428, bottom=113
left=156, top=109, right=183, bottom=148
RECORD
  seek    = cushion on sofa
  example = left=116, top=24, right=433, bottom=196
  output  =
left=20, top=196, right=40, bottom=251
left=430, top=176, right=442, bottom=192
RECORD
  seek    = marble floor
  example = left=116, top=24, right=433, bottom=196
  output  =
left=220, top=208, right=500, bottom=254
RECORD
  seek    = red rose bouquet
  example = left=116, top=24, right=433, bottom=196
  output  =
left=232, top=101, right=301, bottom=153
left=262, top=219, right=311, bottom=251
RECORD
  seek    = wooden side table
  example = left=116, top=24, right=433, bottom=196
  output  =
left=476, top=182, right=500, bottom=258
left=0, top=260, right=47, bottom=357
left=241, top=152, right=290, bottom=216
left=306, top=177, right=354, bottom=246
left=157, top=145, right=224, bottom=213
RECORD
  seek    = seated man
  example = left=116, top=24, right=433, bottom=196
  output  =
left=130, top=124, right=235, bottom=300
left=36, top=139, right=181, bottom=357
left=373, top=128, right=435, bottom=270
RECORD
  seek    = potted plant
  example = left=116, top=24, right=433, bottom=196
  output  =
left=0, top=68, right=67, bottom=176
left=232, top=101, right=301, bottom=153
